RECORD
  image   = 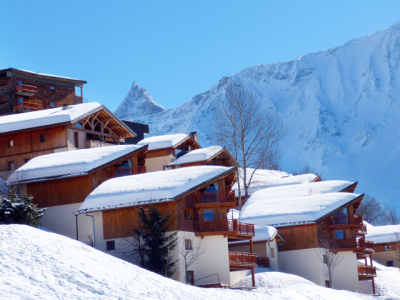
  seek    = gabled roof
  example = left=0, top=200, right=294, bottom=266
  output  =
left=6, top=145, right=147, bottom=184
left=137, top=134, right=196, bottom=151
left=78, top=166, right=237, bottom=213
left=168, top=146, right=224, bottom=166
left=0, top=103, right=135, bottom=138
left=365, top=222, right=400, bottom=244
left=239, top=180, right=361, bottom=227
left=232, top=168, right=319, bottom=195
left=0, top=68, right=87, bottom=85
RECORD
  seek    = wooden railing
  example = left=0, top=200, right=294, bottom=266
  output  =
left=330, top=214, right=363, bottom=225
left=0, top=78, right=7, bottom=85
left=229, top=219, right=255, bottom=236
left=256, top=256, right=270, bottom=268
left=365, top=240, right=374, bottom=250
left=229, top=251, right=257, bottom=267
left=15, top=102, right=39, bottom=111
left=358, top=265, right=376, bottom=276
left=334, top=238, right=374, bottom=251
left=194, top=191, right=235, bottom=205
left=15, top=84, right=37, bottom=95
left=114, top=166, right=146, bottom=177
left=75, top=96, right=83, bottom=103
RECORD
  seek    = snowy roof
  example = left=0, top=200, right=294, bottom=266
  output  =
left=7, top=145, right=147, bottom=184
left=253, top=225, right=279, bottom=242
left=169, top=146, right=224, bottom=165
left=0, top=102, right=102, bottom=134
left=79, top=166, right=236, bottom=212
left=0, top=68, right=86, bottom=84
left=239, top=181, right=361, bottom=227
left=137, top=134, right=189, bottom=151
left=365, top=222, right=400, bottom=244
left=232, top=168, right=319, bottom=195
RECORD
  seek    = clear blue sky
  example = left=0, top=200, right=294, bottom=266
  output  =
left=1, top=1, right=400, bottom=111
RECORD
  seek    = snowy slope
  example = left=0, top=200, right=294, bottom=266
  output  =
left=0, top=225, right=391, bottom=300
left=115, top=21, right=400, bottom=208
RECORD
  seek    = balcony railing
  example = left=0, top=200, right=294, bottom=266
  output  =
left=229, top=219, right=255, bottom=236
left=256, top=256, right=270, bottom=268
left=330, top=214, right=363, bottom=226
left=114, top=166, right=146, bottom=177
left=196, top=219, right=255, bottom=236
left=365, top=240, right=374, bottom=250
left=194, top=191, right=235, bottom=205
left=15, top=84, right=37, bottom=95
left=0, top=78, right=7, bottom=86
left=358, top=265, right=376, bottom=276
left=334, top=238, right=374, bottom=251
left=15, top=102, right=39, bottom=111
left=229, top=251, right=257, bottom=267
left=75, top=96, right=83, bottom=103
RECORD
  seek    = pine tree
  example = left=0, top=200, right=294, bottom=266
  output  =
left=0, top=188, right=46, bottom=226
left=136, top=205, right=178, bottom=277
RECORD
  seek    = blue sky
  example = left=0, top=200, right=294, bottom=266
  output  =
left=1, top=1, right=400, bottom=111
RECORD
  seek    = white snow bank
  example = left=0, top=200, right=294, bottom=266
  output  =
left=0, top=102, right=101, bottom=134
left=253, top=225, right=279, bottom=242
left=79, top=166, right=235, bottom=212
left=137, top=133, right=188, bottom=150
left=7, top=145, right=146, bottom=184
left=232, top=168, right=318, bottom=195
left=235, top=272, right=378, bottom=299
left=169, top=146, right=223, bottom=165
left=365, top=222, right=400, bottom=244
left=0, top=225, right=383, bottom=300
left=239, top=189, right=361, bottom=226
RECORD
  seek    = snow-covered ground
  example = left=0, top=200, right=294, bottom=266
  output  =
left=0, top=225, right=397, bottom=300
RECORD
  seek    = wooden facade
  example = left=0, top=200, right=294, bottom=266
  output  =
left=0, top=68, right=87, bottom=116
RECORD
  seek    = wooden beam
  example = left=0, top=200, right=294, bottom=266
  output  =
left=67, top=126, right=119, bottom=139
left=110, top=125, right=121, bottom=129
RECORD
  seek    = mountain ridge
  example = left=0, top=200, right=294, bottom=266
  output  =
left=115, top=20, right=400, bottom=208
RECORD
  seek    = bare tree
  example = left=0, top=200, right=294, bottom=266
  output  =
left=212, top=81, right=285, bottom=209
left=317, top=232, right=344, bottom=288
left=178, top=233, right=206, bottom=284
left=358, top=195, right=399, bottom=225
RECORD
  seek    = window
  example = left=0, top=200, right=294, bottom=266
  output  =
left=325, top=280, right=330, bottom=288
left=185, top=239, right=192, bottom=250
left=8, top=161, right=15, bottom=170
left=49, top=102, right=56, bottom=107
left=203, top=210, right=214, bottom=221
left=74, top=132, right=79, bottom=148
left=17, top=80, right=22, bottom=85
left=184, top=208, right=193, bottom=220
left=49, top=85, right=55, bottom=91
left=106, top=241, right=115, bottom=251
left=384, top=245, right=391, bottom=251
left=7, top=139, right=14, bottom=147
left=18, top=97, right=24, bottom=103
left=323, top=254, right=328, bottom=264
left=270, top=248, right=275, bottom=258
left=336, top=229, right=345, bottom=240
left=387, top=261, right=394, bottom=267
left=186, top=271, right=194, bottom=285
left=39, top=134, right=46, bottom=143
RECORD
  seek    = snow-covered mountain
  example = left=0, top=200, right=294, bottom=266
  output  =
left=115, top=21, right=400, bottom=208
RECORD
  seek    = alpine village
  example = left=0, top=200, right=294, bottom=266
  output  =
left=0, top=67, right=399, bottom=298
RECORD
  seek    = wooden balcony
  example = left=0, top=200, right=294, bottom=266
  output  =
left=194, top=191, right=235, bottom=208
left=334, top=238, right=374, bottom=253
left=15, top=101, right=39, bottom=111
left=195, top=219, right=255, bottom=237
left=357, top=224, right=367, bottom=235
left=114, top=166, right=146, bottom=177
left=329, top=214, right=363, bottom=226
left=229, top=251, right=257, bottom=269
left=256, top=256, right=270, bottom=268
left=15, top=84, right=37, bottom=96
left=358, top=265, right=376, bottom=278
left=0, top=78, right=7, bottom=86
left=75, top=96, right=83, bottom=103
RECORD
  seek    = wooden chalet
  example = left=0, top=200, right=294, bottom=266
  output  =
left=6, top=144, right=147, bottom=240
left=239, top=180, right=376, bottom=292
left=0, top=102, right=135, bottom=180
left=137, top=132, right=201, bottom=172
left=78, top=166, right=258, bottom=288
left=163, top=146, right=237, bottom=170
left=0, top=68, right=87, bottom=115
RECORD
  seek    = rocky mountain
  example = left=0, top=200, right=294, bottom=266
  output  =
left=115, top=21, right=400, bottom=208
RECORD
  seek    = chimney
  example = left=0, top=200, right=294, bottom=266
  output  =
left=62, top=104, right=68, bottom=110
left=189, top=131, right=198, bottom=143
